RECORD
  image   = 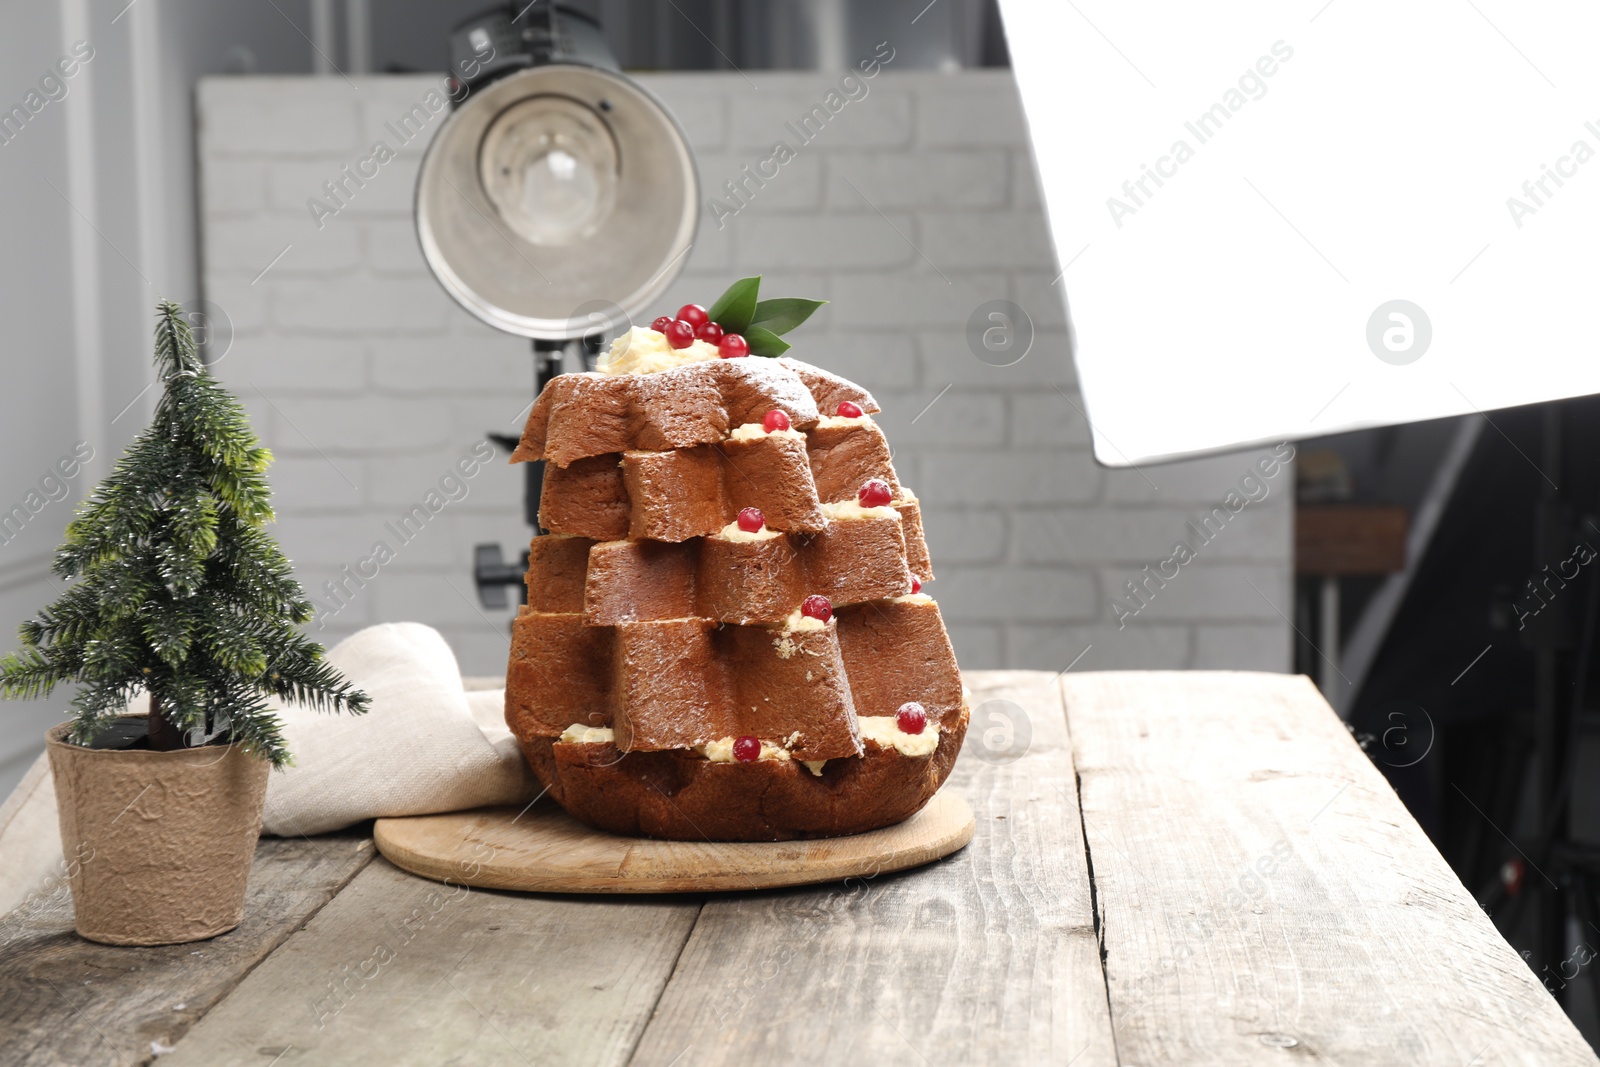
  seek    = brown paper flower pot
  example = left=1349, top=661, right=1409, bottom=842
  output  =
left=45, top=723, right=271, bottom=946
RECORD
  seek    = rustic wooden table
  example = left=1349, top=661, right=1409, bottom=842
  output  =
left=2, top=671, right=1594, bottom=1066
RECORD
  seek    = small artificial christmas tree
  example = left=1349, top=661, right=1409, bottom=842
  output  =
left=0, top=301, right=368, bottom=766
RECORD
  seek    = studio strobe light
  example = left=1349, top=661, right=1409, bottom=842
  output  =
left=412, top=3, right=700, bottom=606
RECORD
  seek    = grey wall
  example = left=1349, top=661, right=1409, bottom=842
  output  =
left=0, top=0, right=88, bottom=792
left=0, top=0, right=318, bottom=799
left=196, top=70, right=1294, bottom=681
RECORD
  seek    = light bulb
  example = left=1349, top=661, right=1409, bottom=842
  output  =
left=480, top=96, right=618, bottom=248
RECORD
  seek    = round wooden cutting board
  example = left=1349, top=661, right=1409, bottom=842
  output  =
left=373, top=791, right=974, bottom=894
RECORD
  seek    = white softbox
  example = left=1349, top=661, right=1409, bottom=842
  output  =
left=1000, top=0, right=1600, bottom=466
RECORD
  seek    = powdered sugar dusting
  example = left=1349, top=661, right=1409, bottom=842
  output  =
left=715, top=358, right=821, bottom=425
left=777, top=357, right=880, bottom=415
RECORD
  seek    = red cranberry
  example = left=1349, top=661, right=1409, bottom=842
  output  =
left=896, top=702, right=928, bottom=735
left=858, top=479, right=892, bottom=508
left=678, top=304, right=709, bottom=329
left=732, top=735, right=761, bottom=762
left=800, top=595, right=832, bottom=622
left=719, top=333, right=749, bottom=359
left=664, top=320, right=695, bottom=349
left=736, top=507, right=765, bottom=533
left=836, top=400, right=863, bottom=419
left=696, top=321, right=724, bottom=344
left=910, top=576, right=922, bottom=594
left=651, top=315, right=673, bottom=333
left=763, top=409, right=791, bottom=433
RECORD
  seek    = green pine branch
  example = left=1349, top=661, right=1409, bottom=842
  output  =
left=0, top=300, right=369, bottom=767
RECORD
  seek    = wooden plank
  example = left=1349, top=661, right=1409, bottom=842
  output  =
left=373, top=793, right=973, bottom=893
left=160, top=857, right=704, bottom=1067
left=629, top=670, right=1117, bottom=1066
left=0, top=833, right=373, bottom=1067
left=1064, top=670, right=1599, bottom=1066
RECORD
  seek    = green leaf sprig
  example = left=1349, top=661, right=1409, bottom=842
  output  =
left=706, top=277, right=826, bottom=357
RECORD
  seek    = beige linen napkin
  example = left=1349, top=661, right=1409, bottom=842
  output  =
left=262, top=622, right=534, bottom=836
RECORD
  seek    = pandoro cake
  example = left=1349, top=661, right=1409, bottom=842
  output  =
left=504, top=298, right=966, bottom=841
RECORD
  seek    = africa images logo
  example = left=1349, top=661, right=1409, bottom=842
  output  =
left=1366, top=300, right=1431, bottom=365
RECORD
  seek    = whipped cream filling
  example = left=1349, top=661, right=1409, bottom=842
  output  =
left=729, top=422, right=805, bottom=443
left=557, top=724, right=615, bottom=744
left=700, top=737, right=792, bottom=763
left=816, top=413, right=874, bottom=429
left=783, top=608, right=827, bottom=632
left=597, top=326, right=719, bottom=375
left=820, top=499, right=900, bottom=522
left=558, top=720, right=931, bottom=765
left=557, top=723, right=803, bottom=766
left=858, top=715, right=940, bottom=756
left=889, top=592, right=935, bottom=605
left=716, top=520, right=782, bottom=543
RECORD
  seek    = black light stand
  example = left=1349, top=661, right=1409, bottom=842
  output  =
left=473, top=336, right=601, bottom=609
left=424, top=6, right=697, bottom=611
left=1483, top=402, right=1600, bottom=1012
left=1525, top=405, right=1574, bottom=992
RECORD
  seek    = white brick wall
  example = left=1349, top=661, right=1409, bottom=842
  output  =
left=197, top=71, right=1292, bottom=677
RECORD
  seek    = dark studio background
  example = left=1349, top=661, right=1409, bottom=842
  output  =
left=1304, top=397, right=1600, bottom=1032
